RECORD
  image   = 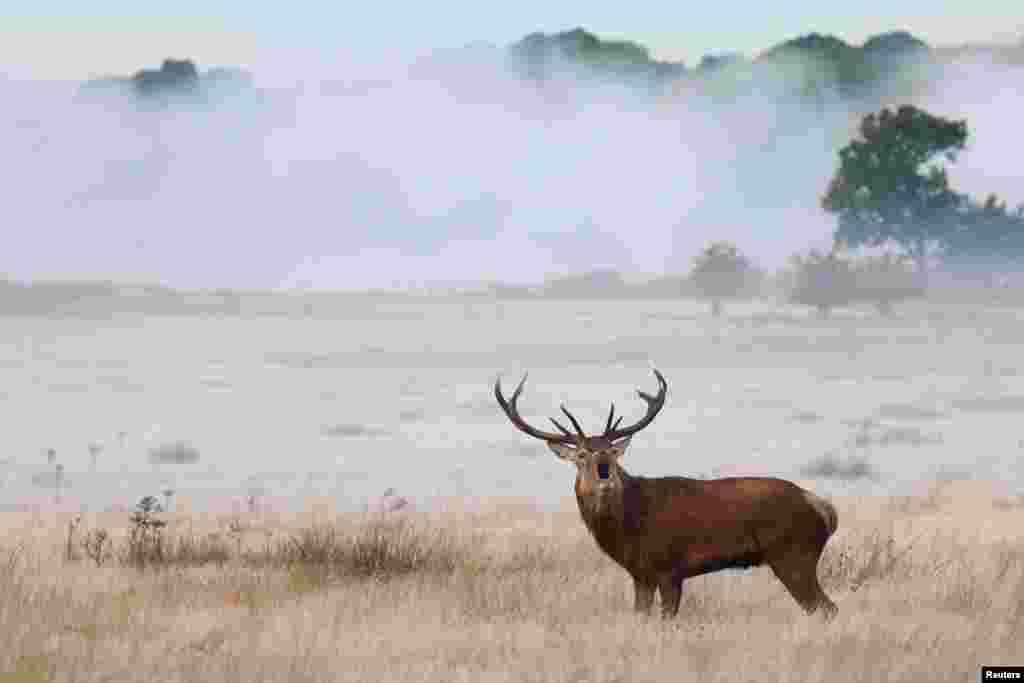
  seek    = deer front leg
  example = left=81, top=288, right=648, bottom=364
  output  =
left=633, top=576, right=655, bottom=614
left=658, top=573, right=683, bottom=618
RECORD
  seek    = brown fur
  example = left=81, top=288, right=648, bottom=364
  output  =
left=571, top=466, right=839, bottom=618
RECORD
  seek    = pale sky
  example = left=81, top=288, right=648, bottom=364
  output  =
left=2, top=1, right=1022, bottom=80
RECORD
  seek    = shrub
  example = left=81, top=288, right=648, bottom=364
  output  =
left=147, top=440, right=200, bottom=464
left=122, top=497, right=168, bottom=568
left=688, top=241, right=760, bottom=315
left=783, top=247, right=857, bottom=317
left=850, top=252, right=925, bottom=315
left=799, top=450, right=877, bottom=481
left=273, top=518, right=470, bottom=580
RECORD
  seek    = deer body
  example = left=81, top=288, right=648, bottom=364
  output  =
left=495, top=369, right=839, bottom=619
left=575, top=470, right=837, bottom=616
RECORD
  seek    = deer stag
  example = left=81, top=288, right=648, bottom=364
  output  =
left=495, top=368, right=838, bottom=619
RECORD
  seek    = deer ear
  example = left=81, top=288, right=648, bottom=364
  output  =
left=609, top=437, right=632, bottom=459
left=547, top=442, right=579, bottom=462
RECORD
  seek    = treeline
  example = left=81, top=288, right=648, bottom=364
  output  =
left=686, top=243, right=925, bottom=318
left=475, top=248, right=923, bottom=318
left=507, top=27, right=936, bottom=100
left=77, top=28, right=1022, bottom=109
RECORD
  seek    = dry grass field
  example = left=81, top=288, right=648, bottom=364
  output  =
left=1, top=480, right=1022, bottom=683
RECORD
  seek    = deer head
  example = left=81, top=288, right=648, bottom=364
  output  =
left=495, top=369, right=668, bottom=511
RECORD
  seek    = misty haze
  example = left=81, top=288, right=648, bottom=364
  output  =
left=3, top=31, right=1019, bottom=290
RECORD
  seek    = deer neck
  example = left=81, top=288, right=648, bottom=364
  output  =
left=575, top=469, right=633, bottom=558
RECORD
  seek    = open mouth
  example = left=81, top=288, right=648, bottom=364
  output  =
left=596, top=463, right=610, bottom=480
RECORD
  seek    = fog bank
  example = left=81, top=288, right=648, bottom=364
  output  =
left=2, top=43, right=1021, bottom=291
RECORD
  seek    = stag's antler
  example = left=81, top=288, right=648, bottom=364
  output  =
left=494, top=373, right=580, bottom=444
left=495, top=369, right=668, bottom=444
left=602, top=369, right=668, bottom=443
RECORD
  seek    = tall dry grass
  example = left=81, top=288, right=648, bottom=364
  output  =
left=0, top=482, right=1021, bottom=682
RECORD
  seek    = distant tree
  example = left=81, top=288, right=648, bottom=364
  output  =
left=77, top=59, right=259, bottom=107
left=849, top=252, right=924, bottom=316
left=148, top=440, right=200, bottom=465
left=822, top=105, right=968, bottom=283
left=132, top=59, right=200, bottom=98
left=943, top=194, right=1024, bottom=273
left=689, top=242, right=757, bottom=316
left=785, top=248, right=857, bottom=318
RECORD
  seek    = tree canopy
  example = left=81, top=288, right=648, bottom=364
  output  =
left=821, top=105, right=968, bottom=272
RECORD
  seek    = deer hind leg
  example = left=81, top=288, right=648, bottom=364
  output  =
left=768, top=550, right=838, bottom=620
left=633, top=576, right=656, bottom=614
left=657, top=573, right=684, bottom=618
